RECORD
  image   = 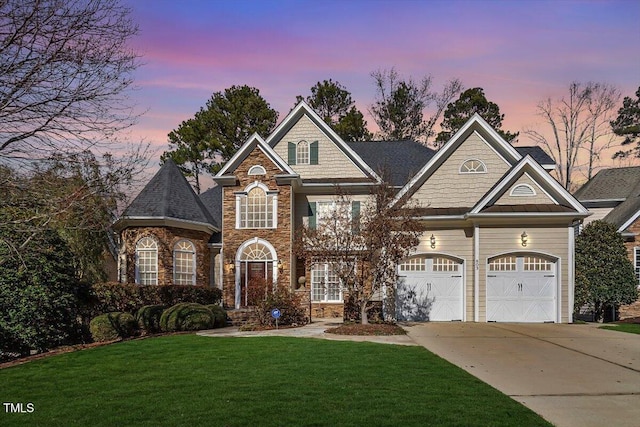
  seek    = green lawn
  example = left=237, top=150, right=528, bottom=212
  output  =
left=600, top=323, right=640, bottom=334
left=0, top=335, right=550, bottom=426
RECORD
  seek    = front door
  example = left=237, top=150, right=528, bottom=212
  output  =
left=239, top=261, right=273, bottom=307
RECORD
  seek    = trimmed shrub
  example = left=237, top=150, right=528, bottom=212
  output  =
left=77, top=282, right=222, bottom=326
left=206, top=304, right=228, bottom=328
left=160, top=303, right=215, bottom=332
left=136, top=305, right=166, bottom=334
left=89, top=312, right=137, bottom=342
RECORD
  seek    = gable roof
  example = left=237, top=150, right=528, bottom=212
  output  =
left=199, top=185, right=223, bottom=244
left=471, top=155, right=589, bottom=216
left=216, top=133, right=295, bottom=177
left=115, top=159, right=218, bottom=233
left=347, top=140, right=435, bottom=187
left=266, top=101, right=380, bottom=181
left=514, top=146, right=555, bottom=169
left=393, top=114, right=523, bottom=205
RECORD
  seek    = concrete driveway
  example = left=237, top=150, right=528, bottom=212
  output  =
left=405, top=322, right=640, bottom=427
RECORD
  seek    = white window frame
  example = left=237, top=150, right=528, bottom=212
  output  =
left=315, top=200, right=352, bottom=231
left=296, top=140, right=310, bottom=165
left=135, top=237, right=158, bottom=285
left=173, top=240, right=196, bottom=285
left=510, top=183, right=536, bottom=197
left=634, top=247, right=640, bottom=288
left=235, top=182, right=278, bottom=229
left=459, top=159, right=487, bottom=174
left=311, top=263, right=343, bottom=302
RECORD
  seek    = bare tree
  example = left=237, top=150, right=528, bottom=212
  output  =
left=0, top=0, right=140, bottom=160
left=369, top=67, right=462, bottom=145
left=525, top=82, right=621, bottom=190
left=294, top=183, right=423, bottom=324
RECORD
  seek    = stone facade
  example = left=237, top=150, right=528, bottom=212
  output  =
left=621, top=218, right=640, bottom=320
left=121, top=226, right=212, bottom=286
left=220, top=148, right=293, bottom=308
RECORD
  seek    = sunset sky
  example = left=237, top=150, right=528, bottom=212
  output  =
left=123, top=0, right=640, bottom=186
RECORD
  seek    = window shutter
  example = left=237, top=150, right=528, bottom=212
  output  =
left=308, top=202, right=316, bottom=229
left=288, top=142, right=296, bottom=165
left=310, top=141, right=319, bottom=165
left=351, top=201, right=360, bottom=234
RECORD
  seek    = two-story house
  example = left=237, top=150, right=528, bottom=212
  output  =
left=114, top=101, right=590, bottom=323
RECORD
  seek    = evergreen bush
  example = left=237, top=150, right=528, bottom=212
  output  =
left=160, top=303, right=215, bottom=332
left=206, top=304, right=228, bottom=328
left=136, top=305, right=166, bottom=334
left=89, top=312, right=137, bottom=342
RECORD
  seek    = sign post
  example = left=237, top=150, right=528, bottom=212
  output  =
left=271, top=308, right=281, bottom=330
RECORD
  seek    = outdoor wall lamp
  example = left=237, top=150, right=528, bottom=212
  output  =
left=521, top=231, right=528, bottom=247
left=277, top=260, right=284, bottom=272
left=430, top=234, right=436, bottom=249
left=227, top=260, right=235, bottom=272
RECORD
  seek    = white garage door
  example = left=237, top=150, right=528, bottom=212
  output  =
left=396, top=256, right=464, bottom=321
left=486, top=255, right=557, bottom=322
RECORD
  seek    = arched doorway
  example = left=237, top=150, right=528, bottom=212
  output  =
left=235, top=238, right=278, bottom=308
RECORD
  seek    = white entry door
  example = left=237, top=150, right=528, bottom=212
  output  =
left=486, top=255, right=557, bottom=322
left=397, top=256, right=464, bottom=321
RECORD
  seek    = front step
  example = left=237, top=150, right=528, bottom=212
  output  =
left=226, top=308, right=259, bottom=326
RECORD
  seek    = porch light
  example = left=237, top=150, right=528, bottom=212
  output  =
left=521, top=231, right=528, bottom=247
left=430, top=234, right=436, bottom=249
left=227, top=260, right=235, bottom=272
left=277, top=260, right=284, bottom=272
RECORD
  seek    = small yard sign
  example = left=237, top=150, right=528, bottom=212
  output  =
left=271, top=308, right=281, bottom=329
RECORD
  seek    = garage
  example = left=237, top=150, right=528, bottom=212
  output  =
left=486, top=254, right=557, bottom=322
left=396, top=255, right=464, bottom=321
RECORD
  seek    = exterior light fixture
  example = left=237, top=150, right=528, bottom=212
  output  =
left=227, top=260, right=235, bottom=272
left=430, top=234, right=436, bottom=249
left=277, top=260, right=284, bottom=272
left=521, top=231, right=528, bottom=247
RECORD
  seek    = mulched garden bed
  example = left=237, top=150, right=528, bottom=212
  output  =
left=325, top=323, right=407, bottom=336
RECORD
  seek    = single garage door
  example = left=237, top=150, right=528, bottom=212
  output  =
left=486, top=255, right=557, bottom=322
left=396, top=255, right=464, bottom=321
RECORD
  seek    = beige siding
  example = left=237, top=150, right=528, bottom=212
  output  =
left=583, top=207, right=612, bottom=225
left=272, top=115, right=366, bottom=179
left=414, top=229, right=474, bottom=321
left=478, top=227, right=570, bottom=322
left=410, top=131, right=511, bottom=207
left=495, top=174, right=557, bottom=205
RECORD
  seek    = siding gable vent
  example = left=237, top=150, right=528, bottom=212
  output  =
left=510, top=183, right=536, bottom=197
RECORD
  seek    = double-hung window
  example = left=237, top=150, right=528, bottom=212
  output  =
left=311, top=263, right=342, bottom=302
left=173, top=240, right=196, bottom=285
left=135, top=237, right=158, bottom=285
left=236, top=183, right=277, bottom=229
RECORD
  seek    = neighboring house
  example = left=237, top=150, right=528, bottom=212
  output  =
left=574, top=167, right=640, bottom=318
left=114, top=101, right=590, bottom=323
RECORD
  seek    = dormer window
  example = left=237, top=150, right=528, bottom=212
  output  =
left=510, top=183, right=536, bottom=197
left=460, top=159, right=486, bottom=174
left=248, top=165, right=266, bottom=176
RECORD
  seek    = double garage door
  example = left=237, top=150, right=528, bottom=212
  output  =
left=397, top=254, right=558, bottom=322
left=486, top=255, right=557, bottom=322
left=397, top=256, right=464, bottom=321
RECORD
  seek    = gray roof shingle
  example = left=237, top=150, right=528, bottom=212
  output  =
left=123, top=159, right=217, bottom=227
left=574, top=166, right=640, bottom=201
left=346, top=140, right=435, bottom=187
left=514, top=146, right=554, bottom=165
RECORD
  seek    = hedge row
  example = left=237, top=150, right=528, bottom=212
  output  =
left=78, top=282, right=222, bottom=321
left=90, top=303, right=227, bottom=341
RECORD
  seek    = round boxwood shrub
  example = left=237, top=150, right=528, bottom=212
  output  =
left=206, top=304, right=228, bottom=328
left=136, top=304, right=165, bottom=334
left=89, top=312, right=137, bottom=342
left=160, top=303, right=215, bottom=332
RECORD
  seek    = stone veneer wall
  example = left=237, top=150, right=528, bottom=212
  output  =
left=221, top=149, right=293, bottom=308
left=121, top=226, right=212, bottom=286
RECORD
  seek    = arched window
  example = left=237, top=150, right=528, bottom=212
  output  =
left=510, top=183, right=536, bottom=197
left=248, top=165, right=266, bottom=176
left=173, top=240, right=195, bottom=285
left=459, top=159, right=486, bottom=173
left=135, top=237, right=158, bottom=285
left=297, top=140, right=310, bottom=165
left=237, top=183, right=277, bottom=228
